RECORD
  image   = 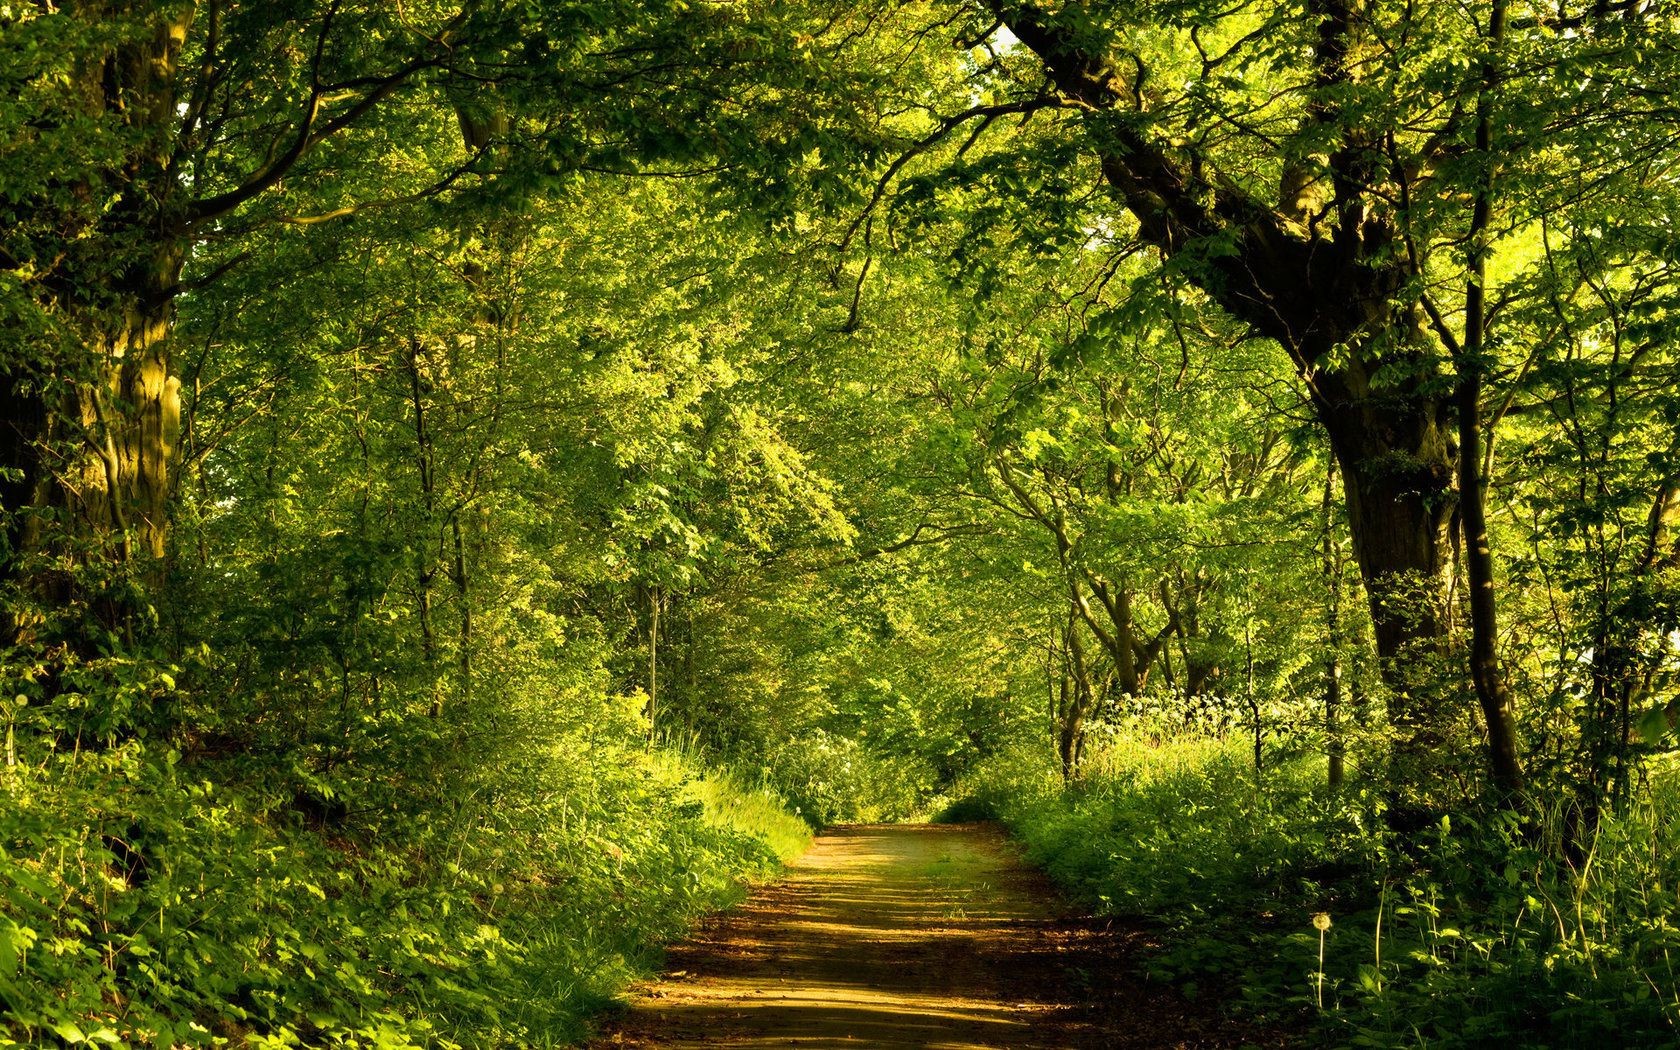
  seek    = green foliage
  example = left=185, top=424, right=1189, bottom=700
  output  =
left=763, top=730, right=928, bottom=826
left=963, top=736, right=1680, bottom=1046
left=9, top=1, right=1680, bottom=1046
left=930, top=796, right=1001, bottom=823
left=0, top=731, right=804, bottom=1049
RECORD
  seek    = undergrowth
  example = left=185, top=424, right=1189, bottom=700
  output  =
left=957, top=737, right=1680, bottom=1048
left=0, top=729, right=809, bottom=1048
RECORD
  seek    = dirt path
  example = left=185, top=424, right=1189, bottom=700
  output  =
left=592, top=824, right=1279, bottom=1049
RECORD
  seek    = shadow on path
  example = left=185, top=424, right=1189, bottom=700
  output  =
left=590, top=823, right=1284, bottom=1049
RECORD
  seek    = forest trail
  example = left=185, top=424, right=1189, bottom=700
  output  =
left=592, top=824, right=1274, bottom=1049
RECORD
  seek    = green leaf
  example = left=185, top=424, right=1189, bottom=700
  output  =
left=1636, top=706, right=1671, bottom=745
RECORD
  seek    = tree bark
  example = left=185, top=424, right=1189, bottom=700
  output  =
left=1323, top=463, right=1346, bottom=789
left=1320, top=395, right=1456, bottom=747
left=2, top=8, right=191, bottom=645
left=1455, top=0, right=1525, bottom=798
left=1059, top=615, right=1097, bottom=779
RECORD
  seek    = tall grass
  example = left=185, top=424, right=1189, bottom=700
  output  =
left=0, top=734, right=810, bottom=1049
left=688, top=766, right=815, bottom=864
left=958, top=736, right=1680, bottom=1046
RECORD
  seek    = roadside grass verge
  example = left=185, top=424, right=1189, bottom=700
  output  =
left=0, top=734, right=808, bottom=1049
left=954, top=737, right=1680, bottom=1047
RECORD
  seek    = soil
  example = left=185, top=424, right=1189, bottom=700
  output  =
left=590, top=823, right=1287, bottom=1049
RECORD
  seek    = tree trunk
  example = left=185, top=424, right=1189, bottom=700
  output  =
left=1323, top=463, right=1347, bottom=790
left=2, top=8, right=191, bottom=646
left=1110, top=579, right=1139, bottom=694
left=6, top=257, right=186, bottom=651
left=1318, top=387, right=1458, bottom=798
left=1458, top=294, right=1524, bottom=799
left=1321, top=397, right=1455, bottom=666
left=1054, top=645, right=1073, bottom=773
left=645, top=585, right=661, bottom=748
left=1245, top=620, right=1262, bottom=773
left=406, top=338, right=439, bottom=713
left=1455, top=0, right=1524, bottom=799
left=451, top=515, right=473, bottom=711
left=1059, top=618, right=1097, bottom=780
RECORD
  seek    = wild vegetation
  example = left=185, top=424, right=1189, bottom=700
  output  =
left=4, top=1, right=1680, bottom=1046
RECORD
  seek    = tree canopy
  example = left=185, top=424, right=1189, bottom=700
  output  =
left=5, top=0, right=1680, bottom=1045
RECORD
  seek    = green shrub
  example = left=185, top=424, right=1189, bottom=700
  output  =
left=930, top=796, right=1000, bottom=823
left=761, top=730, right=929, bottom=825
left=959, top=735, right=1680, bottom=1047
left=0, top=728, right=806, bottom=1048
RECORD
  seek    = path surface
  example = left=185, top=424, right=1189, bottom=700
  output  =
left=592, top=824, right=1278, bottom=1049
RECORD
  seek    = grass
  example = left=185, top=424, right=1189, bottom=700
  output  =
left=689, top=768, right=814, bottom=865
left=956, top=735, right=1680, bottom=1047
left=0, top=735, right=811, bottom=1049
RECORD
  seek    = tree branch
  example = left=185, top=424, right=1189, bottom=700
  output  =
left=184, top=4, right=471, bottom=229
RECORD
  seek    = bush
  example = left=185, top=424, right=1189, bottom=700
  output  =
left=957, top=735, right=1680, bottom=1047
left=0, top=725, right=807, bottom=1048
left=930, top=796, right=1000, bottom=823
left=761, top=730, right=929, bottom=826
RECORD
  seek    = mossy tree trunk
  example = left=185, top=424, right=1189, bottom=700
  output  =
left=2, top=7, right=192, bottom=644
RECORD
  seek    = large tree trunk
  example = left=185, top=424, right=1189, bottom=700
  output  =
left=54, top=275, right=185, bottom=578
left=3, top=9, right=190, bottom=644
left=1320, top=392, right=1455, bottom=713
left=1318, top=377, right=1502, bottom=814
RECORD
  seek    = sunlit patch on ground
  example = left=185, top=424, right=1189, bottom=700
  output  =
left=592, top=824, right=1280, bottom=1049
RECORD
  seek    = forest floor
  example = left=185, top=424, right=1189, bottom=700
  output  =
left=589, top=823, right=1284, bottom=1049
